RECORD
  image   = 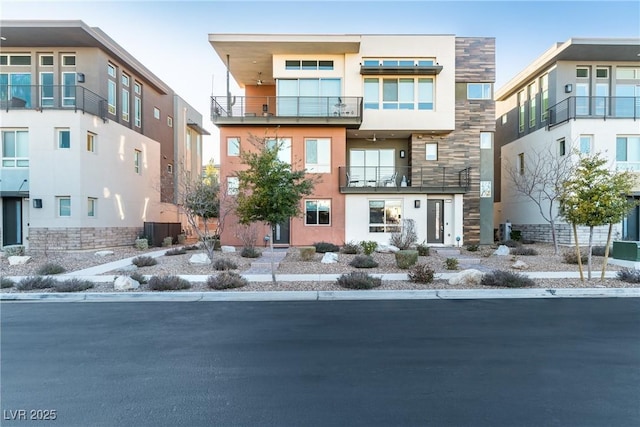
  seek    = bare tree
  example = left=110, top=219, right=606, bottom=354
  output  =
left=506, top=146, right=575, bottom=254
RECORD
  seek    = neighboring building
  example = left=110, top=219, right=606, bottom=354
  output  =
left=209, top=34, right=495, bottom=247
left=495, top=38, right=640, bottom=244
left=0, top=20, right=209, bottom=250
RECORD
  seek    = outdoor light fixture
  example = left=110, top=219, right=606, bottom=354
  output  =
left=565, top=84, right=573, bottom=93
left=400, top=150, right=406, bottom=158
left=414, top=200, right=420, bottom=208
left=77, top=73, right=85, bottom=83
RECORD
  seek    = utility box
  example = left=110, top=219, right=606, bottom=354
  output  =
left=143, top=222, right=182, bottom=247
left=612, top=241, right=640, bottom=261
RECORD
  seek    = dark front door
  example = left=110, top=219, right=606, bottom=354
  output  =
left=2, top=197, right=22, bottom=246
left=427, top=200, right=444, bottom=244
left=272, top=220, right=290, bottom=245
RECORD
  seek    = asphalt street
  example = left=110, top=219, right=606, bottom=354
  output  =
left=1, top=298, right=639, bottom=427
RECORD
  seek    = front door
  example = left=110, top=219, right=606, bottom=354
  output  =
left=427, top=199, right=444, bottom=244
left=272, top=220, right=290, bottom=245
left=2, top=197, right=22, bottom=246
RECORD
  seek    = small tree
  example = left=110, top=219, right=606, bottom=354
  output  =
left=389, top=218, right=418, bottom=249
left=558, top=153, right=636, bottom=280
left=235, top=134, right=317, bottom=283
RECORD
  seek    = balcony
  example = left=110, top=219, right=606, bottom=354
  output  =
left=548, top=96, right=639, bottom=128
left=211, top=96, right=362, bottom=127
left=1, top=85, right=108, bottom=122
left=338, top=166, right=471, bottom=194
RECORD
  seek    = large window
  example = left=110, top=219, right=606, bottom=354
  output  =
left=528, top=82, right=537, bottom=128
left=305, top=138, right=330, bottom=173
left=121, top=73, right=130, bottom=121
left=540, top=74, right=549, bottom=121
left=108, top=80, right=116, bottom=115
left=40, top=72, right=54, bottom=107
left=467, top=83, right=492, bottom=100
left=62, top=72, right=76, bottom=107
left=349, top=148, right=394, bottom=186
left=0, top=73, right=32, bottom=107
left=305, top=200, right=331, bottom=225
left=277, top=78, right=341, bottom=116
left=2, top=130, right=28, bottom=167
left=615, top=84, right=640, bottom=118
left=227, top=137, right=240, bottom=157
left=365, top=77, right=433, bottom=110
left=369, top=200, right=402, bottom=233
left=134, top=82, right=142, bottom=127
left=616, top=136, right=640, bottom=171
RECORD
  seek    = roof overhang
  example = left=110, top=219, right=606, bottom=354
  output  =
left=187, top=122, right=211, bottom=135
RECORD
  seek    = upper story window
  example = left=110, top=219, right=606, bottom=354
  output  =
left=363, top=58, right=435, bottom=66
left=616, top=67, right=640, bottom=80
left=576, top=67, right=589, bottom=78
left=40, top=55, right=54, bottom=66
left=517, top=90, right=525, bottom=133
left=285, top=60, right=334, bottom=70
left=540, top=74, right=549, bottom=121
left=167, top=116, right=173, bottom=127
left=122, top=73, right=130, bottom=87
left=364, top=77, right=434, bottom=110
left=305, top=138, right=331, bottom=173
left=528, top=82, right=537, bottom=128
left=107, top=63, right=116, bottom=115
left=134, top=82, right=142, bottom=128
left=107, top=63, right=116, bottom=78
left=467, top=83, right=492, bottom=100
left=596, top=68, right=609, bottom=79
left=227, top=137, right=240, bottom=157
left=153, top=107, right=160, bottom=119
left=266, top=137, right=292, bottom=164
left=0, top=55, right=31, bottom=66
left=62, top=55, right=76, bottom=67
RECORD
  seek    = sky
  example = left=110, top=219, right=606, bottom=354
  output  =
left=2, top=0, right=639, bottom=163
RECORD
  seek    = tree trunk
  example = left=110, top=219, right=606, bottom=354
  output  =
left=587, top=226, right=593, bottom=280
left=573, top=223, right=584, bottom=282
left=601, top=223, right=613, bottom=281
left=550, top=217, right=559, bottom=255
left=268, top=224, right=276, bottom=284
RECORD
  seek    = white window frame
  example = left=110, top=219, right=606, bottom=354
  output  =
left=167, top=116, right=173, bottom=127
left=467, top=83, right=492, bottom=100
left=425, top=143, right=438, bottom=160
left=61, top=55, right=76, bottom=67
left=576, top=67, right=589, bottom=78
left=40, top=54, right=54, bottom=67
left=61, top=72, right=76, bottom=107
left=122, top=87, right=130, bottom=122
left=518, top=90, right=526, bottom=133
left=365, top=77, right=434, bottom=110
left=227, top=137, right=240, bottom=157
left=39, top=71, right=54, bottom=107
left=57, top=128, right=70, bottom=149
left=167, top=163, right=173, bottom=174
left=86, top=132, right=96, bottom=153
left=305, top=138, right=331, bottom=173
left=266, top=137, right=292, bottom=164
left=134, top=95, right=141, bottom=127
left=108, top=79, right=116, bottom=115
left=107, top=63, right=116, bottom=78
left=153, top=107, right=160, bottom=119
left=134, top=149, right=141, bottom=174
left=558, top=138, right=566, bottom=156
left=579, top=135, right=593, bottom=154
left=616, top=136, right=640, bottom=171
left=305, top=200, right=331, bottom=226
left=87, top=197, right=97, bottom=217
left=58, top=196, right=71, bottom=217
left=1, top=129, right=29, bottom=168
left=528, top=82, right=537, bottom=128
left=368, top=199, right=403, bottom=233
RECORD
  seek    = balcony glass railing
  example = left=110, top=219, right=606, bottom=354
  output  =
left=338, top=165, right=471, bottom=193
left=211, top=96, right=362, bottom=120
left=547, top=96, right=639, bottom=127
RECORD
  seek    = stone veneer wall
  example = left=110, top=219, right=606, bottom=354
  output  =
left=513, top=223, right=622, bottom=246
left=28, top=227, right=143, bottom=251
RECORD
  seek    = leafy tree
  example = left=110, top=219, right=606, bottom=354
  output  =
left=235, top=134, right=317, bottom=283
left=558, top=153, right=636, bottom=280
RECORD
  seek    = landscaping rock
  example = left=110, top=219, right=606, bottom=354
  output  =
left=376, top=244, right=399, bottom=253
left=114, top=276, right=140, bottom=291
left=511, top=260, right=529, bottom=270
left=8, top=256, right=31, bottom=266
left=493, top=245, right=510, bottom=256
left=448, top=269, right=484, bottom=286
left=95, top=250, right=114, bottom=257
left=189, top=253, right=211, bottom=265
left=221, top=246, right=236, bottom=253
left=321, top=252, right=339, bottom=264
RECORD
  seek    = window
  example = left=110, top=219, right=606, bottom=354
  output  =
left=86, top=132, right=96, bottom=152
left=425, top=143, right=438, bottom=160
left=616, top=67, right=640, bottom=79
left=480, top=133, right=492, bottom=150
left=227, top=177, right=239, bottom=195
left=616, top=136, right=640, bottom=171
left=518, top=90, right=525, bottom=133
left=107, top=80, right=116, bottom=115
left=57, top=129, right=70, bottom=149
left=2, top=55, right=31, bottom=66
left=501, top=114, right=508, bottom=124
left=62, top=55, right=76, bottom=66
left=576, top=83, right=590, bottom=115
left=305, top=200, right=331, bottom=225
left=1, top=73, right=33, bottom=107
left=58, top=197, right=71, bottom=217
left=364, top=78, right=380, bottom=109
left=285, top=60, right=334, bottom=70
left=87, top=198, right=97, bottom=217
left=349, top=148, right=394, bottom=185
left=107, top=63, right=116, bottom=78
left=122, top=81, right=130, bottom=122
left=153, top=107, right=160, bottom=119
left=1, top=130, right=28, bottom=167
left=121, top=73, right=129, bottom=87
left=62, top=72, right=76, bottom=106
left=40, top=55, right=54, bottom=66
left=518, top=153, right=525, bottom=175
left=167, top=116, right=173, bottom=127
left=528, top=82, right=537, bottom=128
left=596, top=68, right=609, bottom=79
left=467, top=83, right=492, bottom=100
left=134, top=149, right=141, bottom=174
left=40, top=72, right=54, bottom=107
left=576, top=67, right=589, bottom=78
left=134, top=82, right=142, bottom=95
left=227, top=137, right=240, bottom=157
left=579, top=135, right=592, bottom=154
left=134, top=95, right=142, bottom=127
left=540, top=74, right=549, bottom=121
left=266, top=137, right=292, bottom=164
left=305, top=138, right=331, bottom=173
left=558, top=138, right=566, bottom=156
left=364, top=77, right=434, bottom=110
left=363, top=58, right=435, bottom=67
left=369, top=200, right=402, bottom=233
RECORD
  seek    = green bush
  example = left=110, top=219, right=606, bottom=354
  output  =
left=466, top=244, right=479, bottom=252
left=148, top=275, right=191, bottom=291
left=341, top=241, right=361, bottom=254
left=395, top=250, right=418, bottom=269
left=360, top=240, right=378, bottom=256
left=16, top=276, right=57, bottom=291
left=616, top=268, right=640, bottom=283
left=213, top=258, right=238, bottom=271
left=207, top=272, right=248, bottom=290
left=3, top=245, right=25, bottom=256
left=562, top=249, right=588, bottom=264
left=480, top=270, right=535, bottom=288
left=54, top=279, right=94, bottom=293
left=510, top=246, right=538, bottom=256
left=510, top=230, right=522, bottom=241
left=36, top=263, right=66, bottom=275
left=591, top=246, right=610, bottom=257
left=129, top=271, right=148, bottom=284
left=408, top=264, right=435, bottom=284
left=336, top=272, right=382, bottom=289
left=162, top=236, right=174, bottom=247
left=240, top=247, right=261, bottom=258
left=299, top=246, right=316, bottom=261
left=416, top=243, right=430, bottom=256
left=1, top=277, right=15, bottom=289
left=313, top=242, right=340, bottom=253
left=444, top=258, right=459, bottom=270
left=165, top=248, right=187, bottom=256
left=132, top=256, right=158, bottom=267
left=349, top=255, right=378, bottom=269
left=134, top=238, right=149, bottom=250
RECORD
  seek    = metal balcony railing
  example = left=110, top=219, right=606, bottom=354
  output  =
left=547, top=96, right=639, bottom=127
left=211, top=95, right=363, bottom=122
left=1, top=85, right=108, bottom=121
left=338, top=165, right=471, bottom=193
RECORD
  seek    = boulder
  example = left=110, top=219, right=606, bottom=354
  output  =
left=448, top=269, right=484, bottom=286
left=321, top=252, right=339, bottom=264
left=189, top=253, right=211, bottom=265
left=376, top=244, right=400, bottom=253
left=114, top=276, right=140, bottom=291
left=8, top=256, right=31, bottom=266
left=95, top=250, right=114, bottom=257
left=493, top=245, right=510, bottom=256
left=221, top=246, right=236, bottom=253
left=511, top=260, right=529, bottom=270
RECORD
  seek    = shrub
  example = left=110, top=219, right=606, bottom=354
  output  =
left=466, top=244, right=479, bottom=252
left=510, top=230, right=522, bottom=241
left=131, top=256, right=158, bottom=267
left=16, top=276, right=56, bottom=291
left=129, top=271, right=148, bottom=284
left=134, top=238, right=149, bottom=250
left=502, top=240, right=521, bottom=248
left=3, top=245, right=25, bottom=256
left=562, top=249, right=588, bottom=264
left=240, top=247, right=261, bottom=258
left=213, top=258, right=238, bottom=271
left=54, top=279, right=94, bottom=293
left=510, top=246, right=539, bottom=256
left=395, top=250, right=419, bottom=269
left=177, top=234, right=186, bottom=244
left=341, top=241, right=361, bottom=254
left=207, top=272, right=248, bottom=290
left=445, top=258, right=459, bottom=270
left=299, top=246, right=316, bottom=261
left=313, top=242, right=340, bottom=253
left=408, top=264, right=435, bottom=284
left=148, top=275, right=191, bottom=291
left=182, top=244, right=200, bottom=251
left=336, top=271, right=381, bottom=290
left=162, top=236, right=174, bottom=247
left=480, top=270, right=535, bottom=288
left=389, top=219, right=418, bottom=250
left=591, top=246, right=610, bottom=257
left=36, top=263, right=66, bottom=275
left=1, top=277, right=15, bottom=289
left=416, top=243, right=430, bottom=256
left=360, top=240, right=378, bottom=256
left=616, top=268, right=640, bottom=283
left=349, top=255, right=379, bottom=269
left=165, top=248, right=187, bottom=256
